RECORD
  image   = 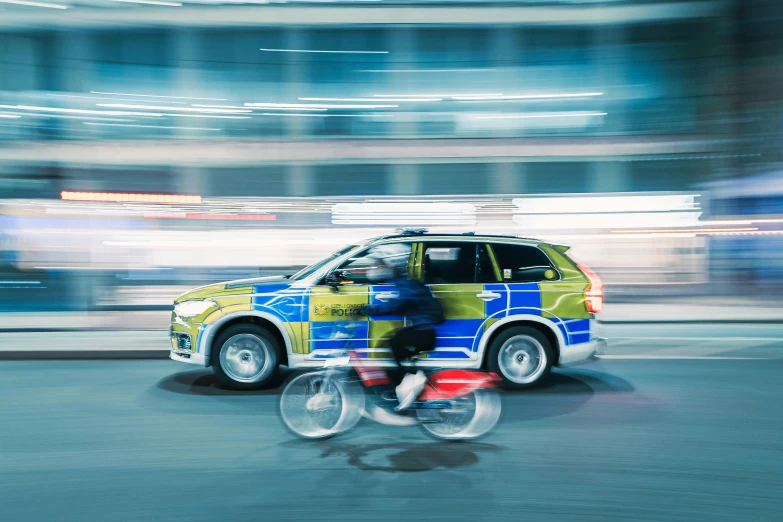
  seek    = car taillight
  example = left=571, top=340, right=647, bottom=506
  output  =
left=578, top=264, right=604, bottom=314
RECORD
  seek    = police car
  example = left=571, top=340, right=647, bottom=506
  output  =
left=169, top=231, right=606, bottom=390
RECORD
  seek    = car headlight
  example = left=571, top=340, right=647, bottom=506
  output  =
left=174, top=299, right=217, bottom=318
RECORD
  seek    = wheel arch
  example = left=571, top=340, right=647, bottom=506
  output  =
left=201, top=311, right=291, bottom=367
left=478, top=315, right=563, bottom=368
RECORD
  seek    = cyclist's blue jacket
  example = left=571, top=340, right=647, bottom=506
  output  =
left=364, top=276, right=444, bottom=327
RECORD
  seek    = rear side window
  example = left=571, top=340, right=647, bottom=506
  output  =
left=490, top=243, right=556, bottom=283
left=422, top=242, right=491, bottom=284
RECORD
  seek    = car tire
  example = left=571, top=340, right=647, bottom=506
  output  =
left=211, top=324, right=280, bottom=390
left=486, top=326, right=553, bottom=389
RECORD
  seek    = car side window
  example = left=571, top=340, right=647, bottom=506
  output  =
left=490, top=243, right=557, bottom=283
left=332, top=243, right=413, bottom=285
left=422, top=242, right=487, bottom=284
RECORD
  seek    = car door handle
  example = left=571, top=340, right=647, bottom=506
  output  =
left=476, top=291, right=501, bottom=301
left=375, top=292, right=399, bottom=302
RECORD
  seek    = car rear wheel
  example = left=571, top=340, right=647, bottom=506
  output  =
left=211, top=324, right=280, bottom=390
left=486, top=326, right=553, bottom=389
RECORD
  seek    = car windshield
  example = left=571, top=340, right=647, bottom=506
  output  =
left=288, top=244, right=360, bottom=281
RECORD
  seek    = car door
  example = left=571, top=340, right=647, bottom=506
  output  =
left=415, top=240, right=502, bottom=362
left=488, top=242, right=590, bottom=345
left=305, top=242, right=414, bottom=359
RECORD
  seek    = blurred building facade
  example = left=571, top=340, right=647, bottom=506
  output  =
left=1, top=0, right=782, bottom=311
left=2, top=0, right=772, bottom=198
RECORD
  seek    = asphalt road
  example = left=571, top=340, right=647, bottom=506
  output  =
left=1, top=353, right=782, bottom=521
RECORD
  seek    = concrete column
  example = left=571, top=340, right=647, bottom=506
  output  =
left=53, top=31, right=94, bottom=138
left=283, top=29, right=310, bottom=137
left=388, top=27, right=418, bottom=137
left=489, top=162, right=527, bottom=195
left=177, top=165, right=210, bottom=197
left=388, top=163, right=421, bottom=195
left=587, top=161, right=631, bottom=193
left=285, top=163, right=315, bottom=196
left=590, top=26, right=631, bottom=192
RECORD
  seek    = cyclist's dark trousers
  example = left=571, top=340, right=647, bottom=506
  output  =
left=388, top=325, right=436, bottom=386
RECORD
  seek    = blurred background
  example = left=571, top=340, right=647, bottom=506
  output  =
left=1, top=0, right=782, bottom=314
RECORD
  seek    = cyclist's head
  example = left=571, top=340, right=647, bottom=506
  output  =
left=366, top=243, right=411, bottom=282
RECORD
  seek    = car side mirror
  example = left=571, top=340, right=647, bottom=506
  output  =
left=324, top=270, right=347, bottom=289
left=544, top=269, right=558, bottom=280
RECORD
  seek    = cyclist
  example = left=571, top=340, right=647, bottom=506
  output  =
left=362, top=243, right=445, bottom=410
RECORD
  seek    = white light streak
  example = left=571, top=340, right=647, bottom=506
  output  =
left=260, top=48, right=388, bottom=54
left=193, top=104, right=326, bottom=112
left=258, top=113, right=389, bottom=118
left=359, top=69, right=493, bottom=73
left=455, top=92, right=604, bottom=101
left=299, top=97, right=442, bottom=102
left=0, top=0, right=68, bottom=8
left=96, top=103, right=251, bottom=114
left=514, top=195, right=699, bottom=214
left=475, top=111, right=607, bottom=119
left=0, top=114, right=22, bottom=119
left=245, top=102, right=397, bottom=109
left=374, top=93, right=503, bottom=98
left=84, top=122, right=221, bottom=131
left=332, top=203, right=476, bottom=226
left=48, top=93, right=188, bottom=104
left=110, top=0, right=181, bottom=5
left=173, top=114, right=252, bottom=120
left=513, top=212, right=702, bottom=230
left=0, top=105, right=162, bottom=117
left=91, top=91, right=227, bottom=101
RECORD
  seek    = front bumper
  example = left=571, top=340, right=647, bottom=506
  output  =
left=170, top=350, right=207, bottom=366
left=169, top=321, right=208, bottom=366
left=557, top=337, right=607, bottom=366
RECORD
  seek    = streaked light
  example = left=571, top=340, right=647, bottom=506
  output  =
left=258, top=112, right=390, bottom=118
left=0, top=104, right=163, bottom=117
left=245, top=102, right=397, bottom=109
left=0, top=0, right=68, bottom=8
left=332, top=203, right=476, bottom=226
left=84, top=123, right=221, bottom=131
left=455, top=92, right=604, bottom=101
left=0, top=114, right=22, bottom=119
left=260, top=48, right=388, bottom=54
left=61, top=191, right=202, bottom=204
left=374, top=93, right=503, bottom=98
left=513, top=212, right=702, bottom=230
left=146, top=214, right=277, bottom=221
left=48, top=93, right=189, bottom=104
left=474, top=111, right=607, bottom=119
left=174, top=114, right=251, bottom=120
left=359, top=69, right=493, bottom=73
left=299, top=97, right=442, bottom=102
left=110, top=0, right=182, bottom=5
left=193, top=104, right=326, bottom=112
left=91, top=92, right=227, bottom=101
left=514, top=195, right=699, bottom=214
left=96, top=104, right=251, bottom=114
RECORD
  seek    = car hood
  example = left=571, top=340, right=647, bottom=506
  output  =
left=174, top=275, right=291, bottom=303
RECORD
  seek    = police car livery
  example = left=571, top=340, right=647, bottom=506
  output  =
left=169, top=231, right=606, bottom=390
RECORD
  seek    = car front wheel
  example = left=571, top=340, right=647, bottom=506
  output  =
left=487, top=326, right=553, bottom=389
left=211, top=324, right=280, bottom=390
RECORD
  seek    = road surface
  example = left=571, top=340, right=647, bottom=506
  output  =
left=1, top=339, right=781, bottom=521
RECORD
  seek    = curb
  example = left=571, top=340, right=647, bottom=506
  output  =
left=597, top=318, right=783, bottom=324
left=0, top=350, right=170, bottom=360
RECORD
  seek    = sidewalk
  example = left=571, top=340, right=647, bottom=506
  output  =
left=600, top=299, right=783, bottom=324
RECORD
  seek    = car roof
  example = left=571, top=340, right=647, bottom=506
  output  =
left=366, top=233, right=544, bottom=246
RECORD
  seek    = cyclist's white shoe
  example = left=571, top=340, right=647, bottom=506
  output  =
left=305, top=392, right=337, bottom=412
left=395, top=371, right=427, bottom=411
